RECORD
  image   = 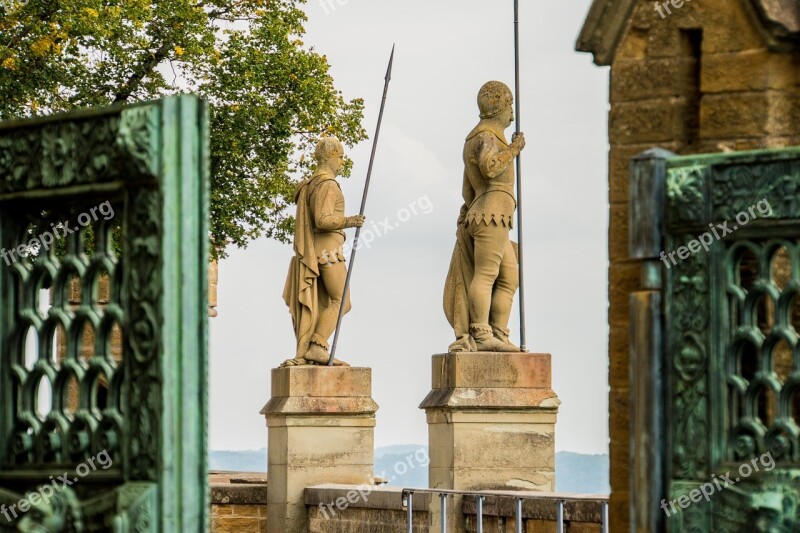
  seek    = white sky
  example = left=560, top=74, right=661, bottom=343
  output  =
left=209, top=0, right=612, bottom=455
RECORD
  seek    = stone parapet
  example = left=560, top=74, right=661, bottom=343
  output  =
left=305, top=485, right=430, bottom=533
left=209, top=471, right=268, bottom=533
left=261, top=366, right=378, bottom=533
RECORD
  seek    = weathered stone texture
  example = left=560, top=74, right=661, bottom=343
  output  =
left=610, top=58, right=697, bottom=103
left=305, top=486, right=429, bottom=533
left=263, top=366, right=378, bottom=533
left=609, top=99, right=693, bottom=144
left=209, top=473, right=268, bottom=533
left=598, top=1, right=800, bottom=531
left=307, top=507, right=428, bottom=533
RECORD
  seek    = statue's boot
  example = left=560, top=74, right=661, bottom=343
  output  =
left=492, top=324, right=521, bottom=352
left=304, top=339, right=350, bottom=366
left=471, top=324, right=519, bottom=352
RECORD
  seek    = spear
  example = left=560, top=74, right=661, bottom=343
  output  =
left=328, top=45, right=395, bottom=365
left=514, top=0, right=528, bottom=352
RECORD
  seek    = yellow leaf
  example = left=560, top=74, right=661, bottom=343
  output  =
left=2, top=57, right=17, bottom=70
left=30, top=37, right=54, bottom=57
left=83, top=7, right=99, bottom=18
left=174, top=46, right=185, bottom=57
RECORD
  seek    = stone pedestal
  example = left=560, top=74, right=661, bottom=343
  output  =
left=261, top=366, right=378, bottom=533
left=420, top=352, right=559, bottom=530
left=420, top=352, right=559, bottom=490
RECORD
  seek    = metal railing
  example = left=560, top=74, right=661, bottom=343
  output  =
left=400, top=488, right=609, bottom=533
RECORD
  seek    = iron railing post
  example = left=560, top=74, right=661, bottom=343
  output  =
left=515, top=498, right=523, bottom=533
left=476, top=495, right=484, bottom=533
left=556, top=499, right=565, bottom=533
left=406, top=491, right=413, bottom=533
left=440, top=493, right=447, bottom=533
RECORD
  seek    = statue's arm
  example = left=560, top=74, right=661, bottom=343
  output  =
left=477, top=132, right=524, bottom=179
left=314, top=182, right=362, bottom=230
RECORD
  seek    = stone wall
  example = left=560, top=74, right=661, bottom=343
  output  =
left=605, top=1, right=800, bottom=530
left=304, top=485, right=430, bottom=533
left=209, top=472, right=268, bottom=533
left=208, top=479, right=609, bottom=531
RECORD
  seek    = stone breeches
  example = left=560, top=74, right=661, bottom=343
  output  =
left=314, top=232, right=346, bottom=265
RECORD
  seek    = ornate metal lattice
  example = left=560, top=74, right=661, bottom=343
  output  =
left=5, top=208, right=125, bottom=470
left=0, top=96, right=208, bottom=532
left=725, top=240, right=800, bottom=464
left=661, top=149, right=800, bottom=532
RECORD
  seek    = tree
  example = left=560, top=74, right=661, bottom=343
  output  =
left=0, top=0, right=367, bottom=256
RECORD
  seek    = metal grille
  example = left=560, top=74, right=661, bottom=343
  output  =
left=725, top=239, right=800, bottom=464
left=4, top=206, right=124, bottom=472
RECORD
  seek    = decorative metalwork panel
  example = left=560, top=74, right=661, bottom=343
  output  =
left=3, top=208, right=126, bottom=470
left=0, top=96, right=208, bottom=532
left=664, top=148, right=800, bottom=531
left=665, top=233, right=710, bottom=481
left=724, top=240, right=800, bottom=465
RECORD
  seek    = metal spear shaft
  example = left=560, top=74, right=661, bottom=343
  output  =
left=514, top=0, right=528, bottom=351
left=329, top=45, right=395, bottom=365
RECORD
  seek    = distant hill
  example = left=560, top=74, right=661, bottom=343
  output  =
left=555, top=452, right=609, bottom=494
left=209, top=446, right=609, bottom=494
left=210, top=448, right=267, bottom=472
left=374, top=444, right=429, bottom=487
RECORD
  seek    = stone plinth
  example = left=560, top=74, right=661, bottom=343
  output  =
left=261, top=366, right=378, bottom=533
left=420, top=352, right=559, bottom=491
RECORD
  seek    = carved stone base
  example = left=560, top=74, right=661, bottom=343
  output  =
left=420, top=352, right=559, bottom=530
left=420, top=351, right=559, bottom=490
left=261, top=366, right=378, bottom=533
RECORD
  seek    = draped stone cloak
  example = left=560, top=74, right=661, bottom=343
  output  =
left=283, top=174, right=334, bottom=358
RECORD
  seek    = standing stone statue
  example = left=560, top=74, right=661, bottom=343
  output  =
left=283, top=137, right=365, bottom=366
left=444, top=81, right=526, bottom=353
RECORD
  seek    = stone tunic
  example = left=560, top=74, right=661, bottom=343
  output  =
left=461, top=125, right=517, bottom=228
left=308, top=175, right=346, bottom=264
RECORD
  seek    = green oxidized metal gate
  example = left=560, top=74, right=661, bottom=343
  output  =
left=0, top=96, right=208, bottom=531
left=630, top=147, right=800, bottom=532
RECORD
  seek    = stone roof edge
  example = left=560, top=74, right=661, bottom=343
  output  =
left=575, top=0, right=638, bottom=66
left=576, top=0, right=800, bottom=66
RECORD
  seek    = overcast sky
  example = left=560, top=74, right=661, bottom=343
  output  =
left=209, top=0, right=611, bottom=456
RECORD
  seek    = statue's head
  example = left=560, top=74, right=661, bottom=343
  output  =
left=314, top=136, right=345, bottom=175
left=478, top=81, right=514, bottom=125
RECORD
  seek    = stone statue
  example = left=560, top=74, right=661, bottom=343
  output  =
left=444, top=81, right=525, bottom=353
left=282, top=137, right=365, bottom=366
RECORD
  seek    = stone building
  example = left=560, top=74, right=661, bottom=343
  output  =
left=577, top=1, right=800, bottom=531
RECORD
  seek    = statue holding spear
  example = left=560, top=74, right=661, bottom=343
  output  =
left=444, top=0, right=528, bottom=353
left=282, top=47, right=394, bottom=367
left=443, top=80, right=526, bottom=353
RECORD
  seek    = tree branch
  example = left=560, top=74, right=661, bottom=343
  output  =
left=113, top=41, right=172, bottom=103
